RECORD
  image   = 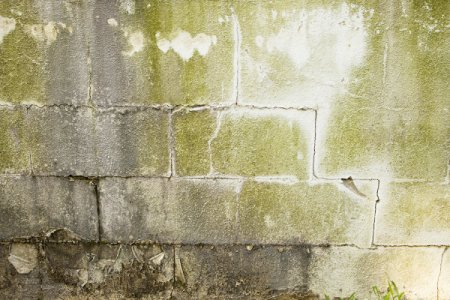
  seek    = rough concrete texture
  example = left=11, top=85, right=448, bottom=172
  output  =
left=0, top=0, right=90, bottom=105
left=238, top=180, right=377, bottom=247
left=0, top=176, right=98, bottom=241
left=439, top=248, right=450, bottom=299
left=91, top=0, right=235, bottom=106
left=309, top=246, right=443, bottom=299
left=0, top=0, right=449, bottom=298
left=375, top=182, right=450, bottom=245
left=99, top=178, right=239, bottom=244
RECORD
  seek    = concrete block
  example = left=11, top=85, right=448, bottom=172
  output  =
left=99, top=178, right=239, bottom=243
left=238, top=180, right=378, bottom=247
left=375, top=182, right=450, bottom=245
left=309, top=246, right=443, bottom=299
left=0, top=0, right=90, bottom=105
left=173, top=109, right=217, bottom=176
left=0, top=176, right=98, bottom=240
left=211, top=109, right=314, bottom=178
left=96, top=107, right=169, bottom=176
left=173, top=245, right=311, bottom=298
left=28, top=106, right=97, bottom=176
left=0, top=107, right=29, bottom=174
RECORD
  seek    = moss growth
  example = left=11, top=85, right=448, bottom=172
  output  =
left=321, top=0, right=449, bottom=180
left=239, top=181, right=371, bottom=245
left=0, top=1, right=45, bottom=104
left=173, top=109, right=217, bottom=176
left=211, top=112, right=309, bottom=177
left=377, top=182, right=450, bottom=244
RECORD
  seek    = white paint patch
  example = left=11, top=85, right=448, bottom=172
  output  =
left=123, top=30, right=144, bottom=56
left=0, top=16, right=16, bottom=44
left=155, top=30, right=218, bottom=61
left=25, top=21, right=69, bottom=45
left=119, top=0, right=135, bottom=15
left=107, top=18, right=118, bottom=27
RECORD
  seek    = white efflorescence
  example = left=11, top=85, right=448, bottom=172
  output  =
left=25, top=22, right=71, bottom=45
left=156, top=30, right=218, bottom=61
left=255, top=3, right=367, bottom=77
left=123, top=30, right=144, bottom=56
left=0, top=15, right=16, bottom=44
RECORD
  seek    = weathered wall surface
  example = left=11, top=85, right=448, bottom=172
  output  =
left=0, top=0, right=449, bottom=299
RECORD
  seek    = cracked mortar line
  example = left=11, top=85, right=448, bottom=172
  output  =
left=207, top=111, right=223, bottom=176
left=0, top=102, right=318, bottom=112
left=437, top=247, right=448, bottom=300
left=231, top=7, right=241, bottom=105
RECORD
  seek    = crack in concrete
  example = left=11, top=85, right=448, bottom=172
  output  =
left=437, top=247, right=448, bottom=300
left=92, top=178, right=103, bottom=242
left=371, top=179, right=381, bottom=246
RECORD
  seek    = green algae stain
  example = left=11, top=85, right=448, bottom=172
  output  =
left=321, top=0, right=449, bottom=180
left=136, top=110, right=170, bottom=175
left=0, top=108, right=28, bottom=172
left=376, top=182, right=450, bottom=244
left=0, top=1, right=45, bottom=104
left=211, top=112, right=309, bottom=178
left=173, top=109, right=217, bottom=176
left=239, top=181, right=366, bottom=244
left=118, top=0, right=234, bottom=105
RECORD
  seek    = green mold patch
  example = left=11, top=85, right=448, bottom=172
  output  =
left=375, top=182, right=450, bottom=245
left=238, top=180, right=375, bottom=247
left=0, top=108, right=29, bottom=173
left=115, top=0, right=234, bottom=105
left=211, top=111, right=311, bottom=178
left=0, top=1, right=45, bottom=104
left=173, top=109, right=217, bottom=176
left=319, top=0, right=449, bottom=180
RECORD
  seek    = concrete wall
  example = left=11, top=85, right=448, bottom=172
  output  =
left=0, top=0, right=449, bottom=299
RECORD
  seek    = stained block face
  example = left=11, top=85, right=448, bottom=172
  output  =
left=28, top=107, right=97, bottom=176
left=173, top=109, right=217, bottom=176
left=99, top=178, right=239, bottom=243
left=0, top=108, right=28, bottom=174
left=0, top=176, right=98, bottom=240
left=96, top=107, right=169, bottom=176
left=91, top=0, right=235, bottom=106
left=316, top=0, right=450, bottom=181
left=174, top=245, right=311, bottom=298
left=238, top=180, right=377, bottom=247
left=0, top=0, right=89, bottom=105
left=375, top=182, right=450, bottom=245
left=211, top=109, right=314, bottom=178
left=309, top=247, right=443, bottom=299
left=236, top=0, right=378, bottom=107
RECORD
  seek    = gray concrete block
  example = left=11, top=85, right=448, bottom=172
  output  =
left=28, top=106, right=97, bottom=176
left=95, top=107, right=170, bottom=176
left=173, top=245, right=312, bottom=298
left=99, top=178, right=239, bottom=243
left=0, top=176, right=98, bottom=240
